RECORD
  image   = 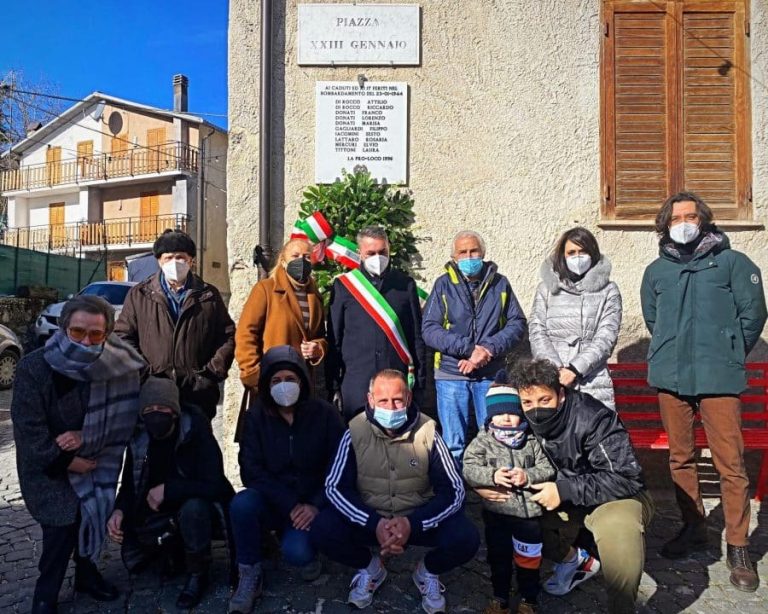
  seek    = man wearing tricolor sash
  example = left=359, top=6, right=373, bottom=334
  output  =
left=327, top=226, right=426, bottom=421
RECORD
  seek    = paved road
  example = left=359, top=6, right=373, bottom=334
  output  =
left=1, top=388, right=767, bottom=613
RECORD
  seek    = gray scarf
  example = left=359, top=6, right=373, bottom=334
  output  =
left=44, top=331, right=145, bottom=561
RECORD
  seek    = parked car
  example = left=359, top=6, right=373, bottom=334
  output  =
left=0, top=325, right=23, bottom=390
left=33, top=281, right=138, bottom=344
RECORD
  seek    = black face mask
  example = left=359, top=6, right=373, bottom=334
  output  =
left=143, top=412, right=176, bottom=440
left=526, top=406, right=558, bottom=425
left=286, top=257, right=312, bottom=284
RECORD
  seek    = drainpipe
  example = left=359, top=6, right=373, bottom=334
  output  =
left=254, top=0, right=273, bottom=276
left=197, top=128, right=215, bottom=279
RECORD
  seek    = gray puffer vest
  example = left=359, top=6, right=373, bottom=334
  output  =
left=529, top=257, right=622, bottom=409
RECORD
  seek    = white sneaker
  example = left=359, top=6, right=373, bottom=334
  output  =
left=412, top=560, right=446, bottom=614
left=544, top=548, right=600, bottom=596
left=347, top=557, right=387, bottom=609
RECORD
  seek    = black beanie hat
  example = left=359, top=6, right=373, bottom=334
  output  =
left=139, top=377, right=181, bottom=415
left=153, top=229, right=196, bottom=258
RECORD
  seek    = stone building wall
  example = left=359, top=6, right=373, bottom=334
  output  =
left=225, top=0, right=768, bottom=472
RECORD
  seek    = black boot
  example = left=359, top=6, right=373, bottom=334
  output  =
left=30, top=601, right=58, bottom=614
left=726, top=544, right=759, bottom=592
left=74, top=559, right=119, bottom=601
left=660, top=522, right=708, bottom=559
left=176, top=572, right=209, bottom=609
left=176, top=551, right=211, bottom=609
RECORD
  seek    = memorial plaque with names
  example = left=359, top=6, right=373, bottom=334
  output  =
left=298, top=4, right=420, bottom=66
left=315, top=81, right=408, bottom=184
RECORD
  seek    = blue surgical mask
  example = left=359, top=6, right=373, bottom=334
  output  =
left=374, top=406, right=408, bottom=430
left=78, top=342, right=104, bottom=355
left=457, top=257, right=483, bottom=277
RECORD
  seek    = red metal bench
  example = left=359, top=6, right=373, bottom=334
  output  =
left=609, top=362, right=768, bottom=501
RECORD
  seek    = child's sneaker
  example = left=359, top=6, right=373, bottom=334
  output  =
left=412, top=559, right=446, bottom=614
left=517, top=600, right=538, bottom=614
left=347, top=556, right=387, bottom=609
left=543, top=548, right=600, bottom=596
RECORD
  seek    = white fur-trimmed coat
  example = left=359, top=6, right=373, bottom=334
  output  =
left=529, top=257, right=622, bottom=409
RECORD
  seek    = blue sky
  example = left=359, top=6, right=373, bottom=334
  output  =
left=0, top=0, right=228, bottom=126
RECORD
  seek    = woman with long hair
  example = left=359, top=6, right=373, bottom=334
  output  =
left=529, top=227, right=622, bottom=409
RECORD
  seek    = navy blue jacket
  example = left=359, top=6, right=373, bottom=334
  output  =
left=239, top=397, right=345, bottom=515
left=422, top=261, right=526, bottom=379
left=239, top=346, right=346, bottom=515
left=327, top=267, right=426, bottom=415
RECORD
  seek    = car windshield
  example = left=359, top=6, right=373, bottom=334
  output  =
left=79, top=284, right=131, bottom=305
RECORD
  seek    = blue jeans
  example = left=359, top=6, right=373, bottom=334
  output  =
left=435, top=379, right=493, bottom=462
left=229, top=488, right=315, bottom=567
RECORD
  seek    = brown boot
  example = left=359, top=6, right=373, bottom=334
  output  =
left=484, top=598, right=510, bottom=614
left=660, top=522, right=708, bottom=559
left=726, top=544, right=759, bottom=592
left=517, top=601, right=538, bottom=614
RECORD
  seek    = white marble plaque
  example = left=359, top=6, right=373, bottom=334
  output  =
left=315, top=81, right=408, bottom=184
left=298, top=4, right=420, bottom=66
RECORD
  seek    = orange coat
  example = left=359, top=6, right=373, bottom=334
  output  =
left=235, top=266, right=327, bottom=388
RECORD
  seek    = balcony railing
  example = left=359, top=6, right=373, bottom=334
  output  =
left=1, top=214, right=188, bottom=253
left=0, top=142, right=199, bottom=192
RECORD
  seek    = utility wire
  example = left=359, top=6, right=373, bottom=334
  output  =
left=4, top=92, right=223, bottom=170
left=2, top=86, right=228, bottom=119
left=6, top=92, right=227, bottom=174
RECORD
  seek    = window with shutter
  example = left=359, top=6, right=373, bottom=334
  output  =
left=601, top=0, right=751, bottom=221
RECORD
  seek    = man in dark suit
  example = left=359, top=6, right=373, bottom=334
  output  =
left=327, top=226, right=426, bottom=421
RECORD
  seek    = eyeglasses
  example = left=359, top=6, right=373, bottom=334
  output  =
left=67, top=327, right=108, bottom=344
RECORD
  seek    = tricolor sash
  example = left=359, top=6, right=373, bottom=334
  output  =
left=339, top=268, right=415, bottom=388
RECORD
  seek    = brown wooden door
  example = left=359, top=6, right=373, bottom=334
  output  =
left=139, top=192, right=160, bottom=242
left=49, top=202, right=66, bottom=248
left=146, top=127, right=167, bottom=172
left=77, top=140, right=94, bottom=179
left=46, top=147, right=62, bottom=185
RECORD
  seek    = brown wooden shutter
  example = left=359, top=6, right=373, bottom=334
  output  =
left=46, top=146, right=62, bottom=186
left=603, top=1, right=675, bottom=219
left=681, top=1, right=750, bottom=219
left=77, top=140, right=93, bottom=177
left=602, top=0, right=751, bottom=221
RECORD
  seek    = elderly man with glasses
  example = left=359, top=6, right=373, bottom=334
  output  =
left=12, top=295, right=146, bottom=614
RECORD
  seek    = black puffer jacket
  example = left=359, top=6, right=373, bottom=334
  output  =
left=239, top=346, right=345, bottom=516
left=529, top=390, right=645, bottom=508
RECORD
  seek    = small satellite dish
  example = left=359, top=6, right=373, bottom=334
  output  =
left=91, top=101, right=106, bottom=121
left=107, top=111, right=123, bottom=135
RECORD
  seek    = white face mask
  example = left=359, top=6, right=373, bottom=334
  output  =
left=669, top=222, right=700, bottom=245
left=363, top=254, right=389, bottom=276
left=566, top=254, right=592, bottom=276
left=162, top=259, right=190, bottom=283
left=270, top=381, right=301, bottom=407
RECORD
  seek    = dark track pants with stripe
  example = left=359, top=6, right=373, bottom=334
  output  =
left=310, top=507, right=479, bottom=574
left=483, top=510, right=542, bottom=604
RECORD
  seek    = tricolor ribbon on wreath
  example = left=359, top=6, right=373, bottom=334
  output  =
left=290, top=210, right=427, bottom=387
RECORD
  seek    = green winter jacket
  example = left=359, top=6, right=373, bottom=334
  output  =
left=640, top=231, right=767, bottom=396
left=462, top=430, right=554, bottom=518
